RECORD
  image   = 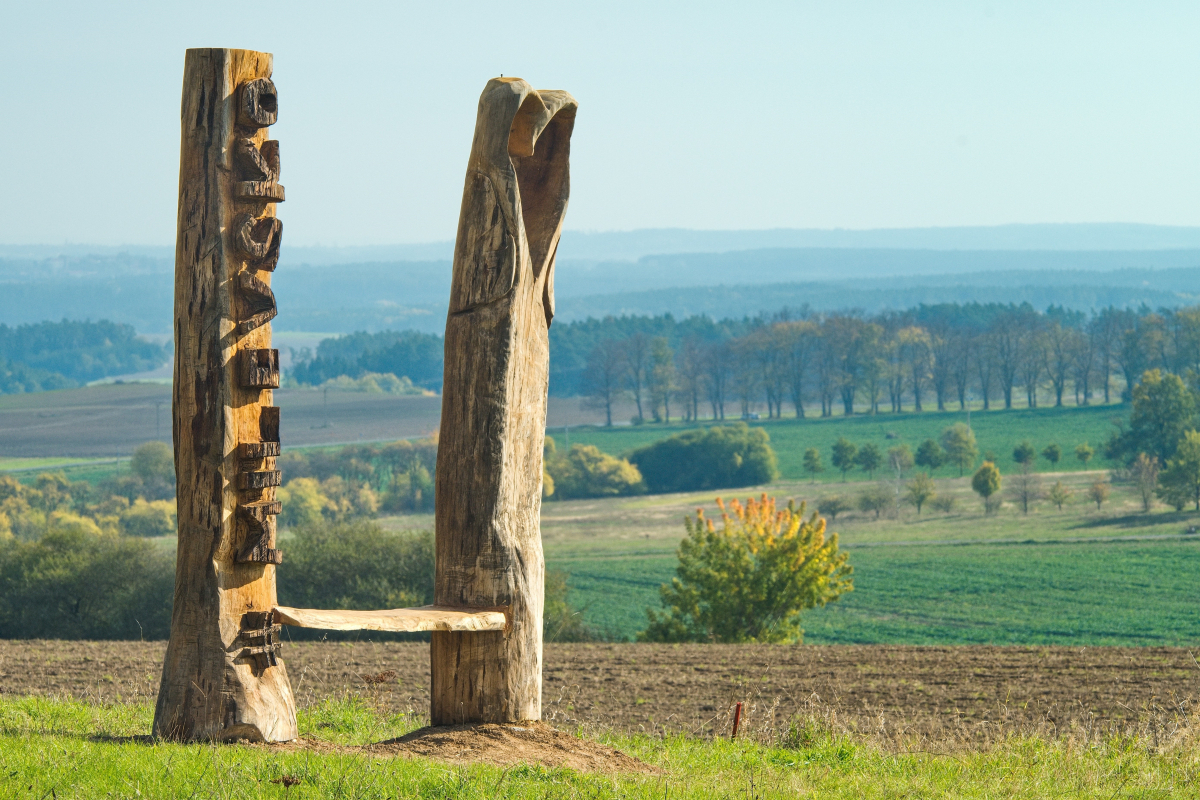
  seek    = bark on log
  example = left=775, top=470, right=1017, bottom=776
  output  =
left=153, top=48, right=295, bottom=743
left=432, top=78, right=577, bottom=725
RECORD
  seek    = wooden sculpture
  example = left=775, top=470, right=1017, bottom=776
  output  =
left=153, top=67, right=574, bottom=741
left=153, top=48, right=294, bottom=742
left=433, top=79, right=578, bottom=724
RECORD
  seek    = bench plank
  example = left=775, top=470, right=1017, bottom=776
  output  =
left=273, top=605, right=506, bottom=633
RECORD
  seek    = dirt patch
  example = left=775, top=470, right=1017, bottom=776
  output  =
left=2, top=640, right=1197, bottom=743
left=370, top=722, right=655, bottom=773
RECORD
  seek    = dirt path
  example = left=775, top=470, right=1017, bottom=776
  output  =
left=1, top=640, right=1195, bottom=742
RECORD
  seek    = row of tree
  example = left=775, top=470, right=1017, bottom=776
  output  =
left=576, top=303, right=1200, bottom=424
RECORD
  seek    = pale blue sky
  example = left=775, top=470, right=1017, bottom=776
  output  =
left=0, top=1, right=1196, bottom=245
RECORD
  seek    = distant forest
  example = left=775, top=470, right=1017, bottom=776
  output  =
left=290, top=331, right=445, bottom=391
left=287, top=301, right=1200, bottom=414
left=0, top=320, right=168, bottom=394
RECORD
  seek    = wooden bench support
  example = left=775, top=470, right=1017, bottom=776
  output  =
left=273, top=605, right=507, bottom=634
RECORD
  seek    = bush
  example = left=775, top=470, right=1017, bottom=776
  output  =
left=639, top=495, right=852, bottom=643
left=279, top=520, right=434, bottom=613
left=0, top=527, right=174, bottom=639
left=628, top=423, right=779, bottom=494
left=131, top=441, right=174, bottom=483
left=856, top=484, right=893, bottom=519
left=317, top=372, right=428, bottom=395
left=547, top=444, right=644, bottom=499
left=816, top=495, right=851, bottom=521
left=118, top=499, right=176, bottom=537
left=929, top=494, right=957, bottom=514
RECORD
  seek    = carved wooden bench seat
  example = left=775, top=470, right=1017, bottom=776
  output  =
left=271, top=605, right=507, bottom=633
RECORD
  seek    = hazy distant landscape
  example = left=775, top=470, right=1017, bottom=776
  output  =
left=4, top=224, right=1200, bottom=335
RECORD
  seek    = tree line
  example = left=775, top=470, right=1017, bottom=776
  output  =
left=576, top=302, right=1200, bottom=424
left=0, top=320, right=168, bottom=393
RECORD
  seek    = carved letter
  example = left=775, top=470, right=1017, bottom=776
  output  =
left=241, top=348, right=280, bottom=388
left=237, top=271, right=278, bottom=333
left=238, top=78, right=278, bottom=128
left=234, top=215, right=283, bottom=270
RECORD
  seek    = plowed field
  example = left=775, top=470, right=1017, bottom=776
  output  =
left=1, top=640, right=1195, bottom=742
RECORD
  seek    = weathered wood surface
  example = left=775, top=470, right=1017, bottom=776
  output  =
left=274, top=606, right=508, bottom=633
left=153, top=48, right=295, bottom=743
left=432, top=78, right=577, bottom=725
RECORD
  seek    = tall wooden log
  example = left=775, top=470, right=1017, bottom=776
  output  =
left=432, top=78, right=577, bottom=725
left=153, top=48, right=296, bottom=742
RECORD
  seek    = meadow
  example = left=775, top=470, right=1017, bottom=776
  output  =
left=509, top=467, right=1200, bottom=644
left=555, top=402, right=1127, bottom=483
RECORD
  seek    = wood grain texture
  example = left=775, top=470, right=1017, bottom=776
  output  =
left=274, top=606, right=508, bottom=633
left=153, top=48, right=296, bottom=743
left=432, top=78, right=577, bottom=725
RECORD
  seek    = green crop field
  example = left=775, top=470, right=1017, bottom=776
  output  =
left=553, top=539, right=1200, bottom=646
left=553, top=402, right=1128, bottom=483
left=524, top=467, right=1200, bottom=645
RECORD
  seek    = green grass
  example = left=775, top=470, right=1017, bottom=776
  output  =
left=556, top=403, right=1127, bottom=483
left=0, top=696, right=1193, bottom=797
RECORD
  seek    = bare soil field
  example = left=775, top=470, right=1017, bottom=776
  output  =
left=0, top=384, right=611, bottom=458
left=1, top=640, right=1195, bottom=742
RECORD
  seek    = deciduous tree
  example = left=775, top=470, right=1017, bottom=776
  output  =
left=1009, top=470, right=1042, bottom=514
left=972, top=461, right=1002, bottom=514
left=888, top=444, right=914, bottom=478
left=905, top=473, right=936, bottom=514
left=1075, top=442, right=1094, bottom=467
left=1012, top=441, right=1037, bottom=469
left=1087, top=480, right=1110, bottom=510
left=1131, top=453, right=1161, bottom=512
left=1048, top=481, right=1072, bottom=510
left=855, top=443, right=882, bottom=478
left=803, top=447, right=824, bottom=483
left=941, top=423, right=978, bottom=477
left=915, top=438, right=946, bottom=475
left=1042, top=444, right=1062, bottom=467
left=832, top=438, right=858, bottom=481
left=581, top=338, right=625, bottom=427
left=1157, top=430, right=1200, bottom=511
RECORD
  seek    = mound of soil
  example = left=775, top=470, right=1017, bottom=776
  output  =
left=370, top=722, right=655, bottom=774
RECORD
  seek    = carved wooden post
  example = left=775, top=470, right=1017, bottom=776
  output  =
left=432, top=78, right=577, bottom=724
left=153, top=48, right=295, bottom=742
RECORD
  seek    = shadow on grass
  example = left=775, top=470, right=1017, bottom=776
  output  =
left=88, top=734, right=154, bottom=745
left=1070, top=510, right=1198, bottom=530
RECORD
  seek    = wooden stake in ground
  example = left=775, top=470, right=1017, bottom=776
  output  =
left=432, top=78, right=577, bottom=725
left=153, top=48, right=295, bottom=742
